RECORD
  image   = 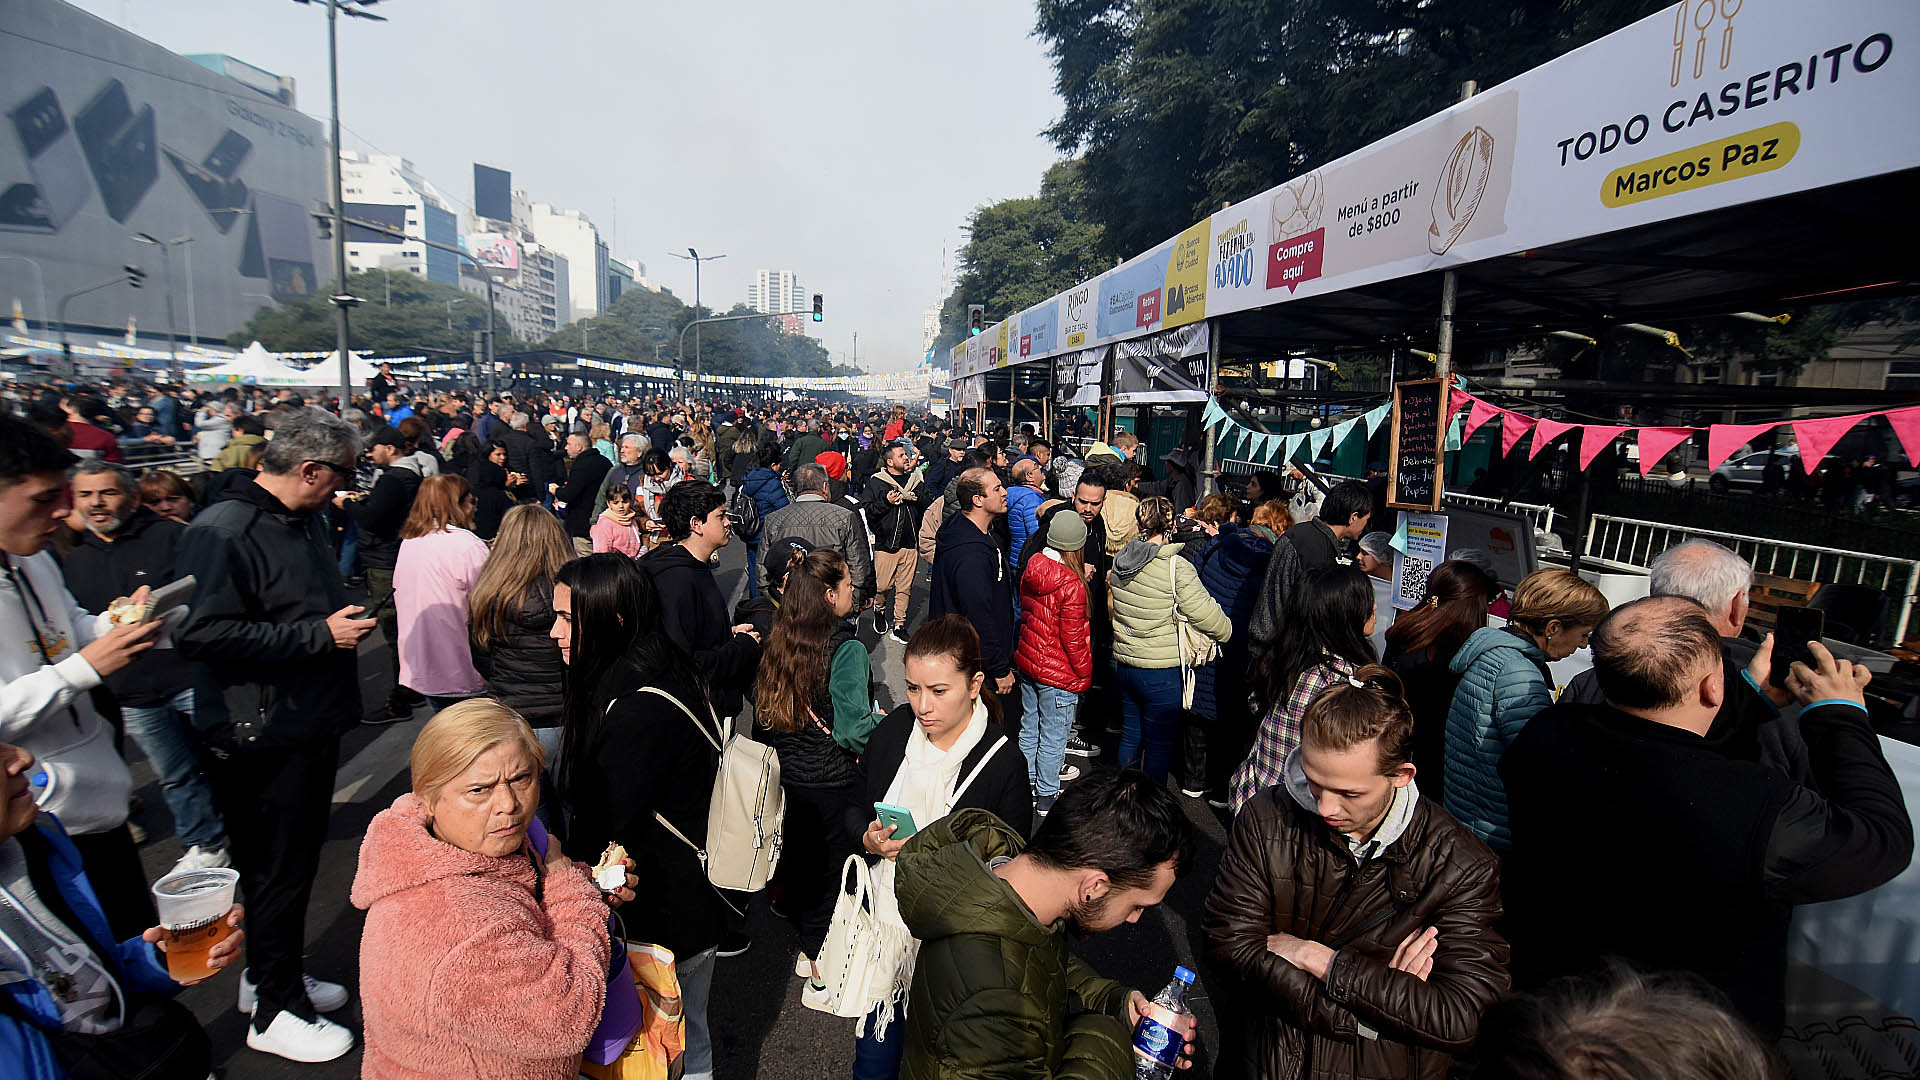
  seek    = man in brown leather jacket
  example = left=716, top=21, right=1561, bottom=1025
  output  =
left=1202, top=667, right=1508, bottom=1079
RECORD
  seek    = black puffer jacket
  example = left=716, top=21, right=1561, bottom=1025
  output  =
left=173, top=480, right=358, bottom=749
left=470, top=583, right=565, bottom=728
left=764, top=623, right=865, bottom=791
left=347, top=465, right=420, bottom=573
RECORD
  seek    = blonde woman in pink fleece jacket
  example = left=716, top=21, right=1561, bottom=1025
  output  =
left=351, top=700, right=632, bottom=1079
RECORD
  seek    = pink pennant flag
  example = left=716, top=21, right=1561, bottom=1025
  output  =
left=1499, top=410, right=1537, bottom=457
left=1792, top=413, right=1865, bottom=471
left=1578, top=425, right=1628, bottom=471
left=1446, top=385, right=1471, bottom=420
left=1887, top=406, right=1920, bottom=468
left=1704, top=422, right=1779, bottom=471
left=1461, top=397, right=1502, bottom=442
left=1529, top=419, right=1576, bottom=459
left=1637, top=427, right=1695, bottom=476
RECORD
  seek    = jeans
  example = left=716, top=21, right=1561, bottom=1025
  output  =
left=336, top=519, right=358, bottom=577
left=119, top=689, right=224, bottom=851
left=853, top=1005, right=909, bottom=1080
left=1115, top=664, right=1184, bottom=783
left=745, top=540, right=761, bottom=598
left=1018, top=675, right=1076, bottom=799
left=678, top=945, right=718, bottom=1080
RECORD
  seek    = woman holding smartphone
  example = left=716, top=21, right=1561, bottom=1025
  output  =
left=850, top=616, right=1031, bottom=1080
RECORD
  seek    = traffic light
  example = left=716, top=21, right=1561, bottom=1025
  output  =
left=313, top=206, right=333, bottom=240
left=966, top=304, right=985, bottom=336
left=123, top=265, right=145, bottom=288
left=812, top=293, right=824, bottom=322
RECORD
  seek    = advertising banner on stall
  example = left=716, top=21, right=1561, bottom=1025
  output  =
left=1112, top=324, right=1209, bottom=404
left=1392, top=512, right=1450, bottom=612
left=952, top=0, right=1919, bottom=385
left=1054, top=345, right=1106, bottom=406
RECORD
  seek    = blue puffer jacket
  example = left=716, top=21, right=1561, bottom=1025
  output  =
left=1190, top=524, right=1275, bottom=721
left=741, top=467, right=790, bottom=522
left=1444, top=626, right=1554, bottom=851
left=2, top=817, right=180, bottom=1080
left=1005, top=484, right=1045, bottom=569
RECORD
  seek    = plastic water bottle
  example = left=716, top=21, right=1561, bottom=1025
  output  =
left=1132, top=966, right=1195, bottom=1080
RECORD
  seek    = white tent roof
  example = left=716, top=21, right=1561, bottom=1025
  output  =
left=185, top=342, right=310, bottom=386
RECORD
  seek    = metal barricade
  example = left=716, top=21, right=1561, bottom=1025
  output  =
left=119, top=444, right=205, bottom=476
left=1443, top=491, right=1557, bottom=534
left=1583, top=513, right=1920, bottom=645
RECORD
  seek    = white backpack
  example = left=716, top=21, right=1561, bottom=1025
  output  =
left=631, top=687, right=785, bottom=894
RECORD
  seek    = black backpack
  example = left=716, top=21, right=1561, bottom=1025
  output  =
left=728, top=483, right=762, bottom=541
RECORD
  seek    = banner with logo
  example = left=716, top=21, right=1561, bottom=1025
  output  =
left=1112, top=324, right=1210, bottom=404
left=954, top=0, right=1919, bottom=383
left=1054, top=345, right=1107, bottom=406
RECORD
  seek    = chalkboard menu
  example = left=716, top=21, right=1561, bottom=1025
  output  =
left=1388, top=378, right=1445, bottom=511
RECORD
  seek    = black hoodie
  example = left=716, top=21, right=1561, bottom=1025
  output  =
left=62, top=510, right=195, bottom=706
left=638, top=542, right=760, bottom=717
left=929, top=512, right=1014, bottom=680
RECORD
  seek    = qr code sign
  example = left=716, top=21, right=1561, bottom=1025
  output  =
left=1397, top=555, right=1434, bottom=608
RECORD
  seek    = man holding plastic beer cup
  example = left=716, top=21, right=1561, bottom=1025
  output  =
left=0, top=742, right=244, bottom=1078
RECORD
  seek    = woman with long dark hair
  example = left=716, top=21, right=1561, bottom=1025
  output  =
left=1381, top=560, right=1497, bottom=807
left=1230, top=565, right=1378, bottom=813
left=752, top=548, right=879, bottom=992
left=548, top=553, right=725, bottom=1080
left=848, top=615, right=1031, bottom=1078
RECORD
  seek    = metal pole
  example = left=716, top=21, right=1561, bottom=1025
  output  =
left=328, top=0, right=352, bottom=409
left=485, top=275, right=496, bottom=395
left=693, top=259, right=702, bottom=385
left=181, top=239, right=196, bottom=346
left=155, top=243, right=180, bottom=384
left=1201, top=318, right=1219, bottom=495
left=1432, top=80, right=1476, bottom=390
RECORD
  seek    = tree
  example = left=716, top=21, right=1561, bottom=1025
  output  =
left=1035, top=0, right=1669, bottom=260
left=536, top=288, right=852, bottom=379
left=228, top=270, right=531, bottom=355
left=935, top=159, right=1107, bottom=354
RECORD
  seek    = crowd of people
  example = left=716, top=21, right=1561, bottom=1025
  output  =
left=0, top=371, right=1911, bottom=1080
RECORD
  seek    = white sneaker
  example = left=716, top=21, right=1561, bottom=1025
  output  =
left=238, top=970, right=349, bottom=1015
left=170, top=845, right=231, bottom=875
left=1059, top=763, right=1082, bottom=784
left=246, top=1010, right=353, bottom=1063
left=794, top=952, right=813, bottom=978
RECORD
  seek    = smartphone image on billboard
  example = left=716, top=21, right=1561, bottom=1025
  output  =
left=73, top=78, right=157, bottom=223
left=251, top=191, right=316, bottom=300
left=164, top=142, right=249, bottom=233
left=0, top=183, right=58, bottom=233
left=8, top=87, right=89, bottom=229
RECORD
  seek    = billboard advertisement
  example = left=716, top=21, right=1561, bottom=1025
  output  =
left=343, top=201, right=406, bottom=244
left=473, top=163, right=511, bottom=223
left=462, top=231, right=519, bottom=271
left=0, top=0, right=328, bottom=341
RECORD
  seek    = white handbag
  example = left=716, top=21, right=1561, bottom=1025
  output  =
left=806, top=737, right=1008, bottom=1019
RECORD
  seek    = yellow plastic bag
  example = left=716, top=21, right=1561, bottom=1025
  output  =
left=582, top=942, right=685, bottom=1080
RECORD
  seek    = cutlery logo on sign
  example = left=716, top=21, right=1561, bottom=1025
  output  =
left=1671, top=0, right=1744, bottom=88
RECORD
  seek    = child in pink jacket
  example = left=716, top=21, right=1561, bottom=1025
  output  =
left=591, top=486, right=645, bottom=557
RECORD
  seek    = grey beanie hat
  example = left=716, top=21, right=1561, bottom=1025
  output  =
left=1047, top=511, right=1088, bottom=552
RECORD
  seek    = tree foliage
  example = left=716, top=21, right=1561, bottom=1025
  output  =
left=1035, top=0, right=1671, bottom=260
left=935, top=159, right=1108, bottom=354
left=537, top=288, right=854, bottom=379
left=228, top=270, right=532, bottom=355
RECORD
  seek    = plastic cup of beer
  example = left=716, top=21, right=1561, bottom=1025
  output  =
left=151, top=866, right=238, bottom=982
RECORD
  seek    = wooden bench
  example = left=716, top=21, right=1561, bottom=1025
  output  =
left=1745, top=573, right=1821, bottom=636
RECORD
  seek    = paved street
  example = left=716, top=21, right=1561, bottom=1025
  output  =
left=127, top=535, right=1230, bottom=1078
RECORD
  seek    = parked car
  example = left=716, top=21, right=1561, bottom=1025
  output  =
left=1710, top=446, right=1796, bottom=493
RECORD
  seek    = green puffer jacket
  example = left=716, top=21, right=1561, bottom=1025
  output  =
left=896, top=810, right=1138, bottom=1080
left=1107, top=540, right=1232, bottom=669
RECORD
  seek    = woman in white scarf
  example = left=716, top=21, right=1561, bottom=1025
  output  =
left=841, top=615, right=1032, bottom=1080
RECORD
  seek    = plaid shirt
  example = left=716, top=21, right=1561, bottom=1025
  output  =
left=1228, top=657, right=1356, bottom=814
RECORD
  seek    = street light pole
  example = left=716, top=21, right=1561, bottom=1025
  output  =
left=668, top=247, right=725, bottom=386
left=0, top=255, right=51, bottom=334
left=131, top=233, right=182, bottom=383
left=326, top=0, right=350, bottom=407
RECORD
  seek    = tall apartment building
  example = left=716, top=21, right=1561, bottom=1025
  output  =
left=747, top=269, right=806, bottom=316
left=340, top=151, right=460, bottom=286
left=525, top=203, right=609, bottom=324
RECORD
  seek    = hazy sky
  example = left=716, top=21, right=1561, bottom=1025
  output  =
left=69, top=0, right=1065, bottom=371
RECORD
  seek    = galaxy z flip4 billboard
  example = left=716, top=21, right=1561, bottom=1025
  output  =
left=0, top=0, right=327, bottom=341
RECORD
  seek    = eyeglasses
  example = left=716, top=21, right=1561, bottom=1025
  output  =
left=308, top=459, right=357, bottom=479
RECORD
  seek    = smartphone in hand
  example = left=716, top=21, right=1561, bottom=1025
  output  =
left=875, top=802, right=918, bottom=840
left=1770, top=607, right=1826, bottom=689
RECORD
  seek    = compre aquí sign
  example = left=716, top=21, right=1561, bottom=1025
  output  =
left=952, top=0, right=1918, bottom=384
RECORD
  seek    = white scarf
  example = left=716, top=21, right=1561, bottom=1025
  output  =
left=863, top=698, right=989, bottom=1040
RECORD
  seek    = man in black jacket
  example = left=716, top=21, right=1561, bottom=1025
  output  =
left=493, top=411, right=546, bottom=497
left=344, top=426, right=420, bottom=720
left=173, top=407, right=373, bottom=1062
left=861, top=443, right=927, bottom=641
left=1501, top=596, right=1912, bottom=1036
left=640, top=481, right=762, bottom=718
left=552, top=431, right=611, bottom=555
left=930, top=468, right=1016, bottom=709
left=64, top=462, right=228, bottom=875
left=1285, top=479, right=1371, bottom=572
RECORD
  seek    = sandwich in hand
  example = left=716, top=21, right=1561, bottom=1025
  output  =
left=591, top=842, right=630, bottom=893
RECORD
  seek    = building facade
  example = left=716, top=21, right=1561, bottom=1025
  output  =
left=341, top=150, right=460, bottom=286
left=524, top=202, right=607, bottom=325
left=747, top=268, right=806, bottom=316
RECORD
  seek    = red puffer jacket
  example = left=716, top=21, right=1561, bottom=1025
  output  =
left=1015, top=551, right=1093, bottom=693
